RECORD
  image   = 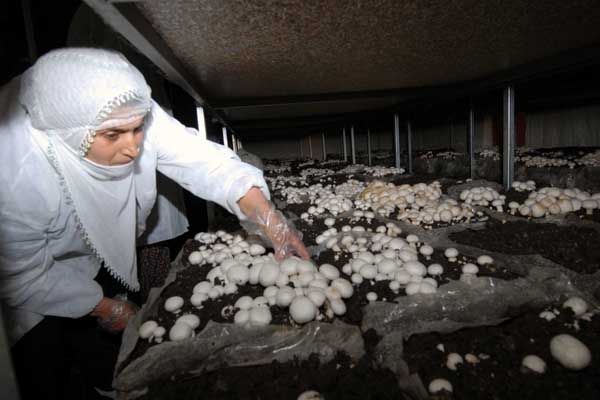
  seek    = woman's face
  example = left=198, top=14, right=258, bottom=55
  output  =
left=86, top=117, right=145, bottom=166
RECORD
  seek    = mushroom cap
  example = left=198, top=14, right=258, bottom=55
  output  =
left=582, top=199, right=598, bottom=209
left=419, top=245, right=434, bottom=256
left=444, top=248, right=459, bottom=258
left=476, top=255, right=493, bottom=265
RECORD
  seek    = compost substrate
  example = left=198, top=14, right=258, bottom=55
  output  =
left=450, top=219, right=600, bottom=274
left=403, top=305, right=600, bottom=400
left=139, top=351, right=403, bottom=400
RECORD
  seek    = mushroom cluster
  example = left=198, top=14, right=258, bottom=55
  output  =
left=338, top=164, right=367, bottom=175
left=577, top=149, right=600, bottom=167
left=267, top=175, right=308, bottom=192
left=508, top=187, right=600, bottom=217
left=517, top=148, right=600, bottom=169
left=363, top=165, right=405, bottom=177
left=511, top=180, right=536, bottom=192
left=517, top=155, right=573, bottom=168
left=299, top=167, right=334, bottom=178
left=230, top=256, right=356, bottom=325
left=357, top=180, right=475, bottom=226
left=334, top=179, right=366, bottom=199
left=264, top=164, right=291, bottom=174
left=419, top=150, right=462, bottom=160
left=460, top=187, right=505, bottom=211
left=477, top=147, right=500, bottom=161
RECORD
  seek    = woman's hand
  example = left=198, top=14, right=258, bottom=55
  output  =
left=91, top=296, right=138, bottom=333
left=238, top=187, right=310, bottom=261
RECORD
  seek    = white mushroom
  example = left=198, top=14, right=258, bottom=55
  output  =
left=562, top=297, right=588, bottom=317
left=169, top=322, right=193, bottom=342
left=419, top=245, right=434, bottom=260
left=446, top=353, right=464, bottom=370
left=164, top=296, right=184, bottom=313
left=234, top=296, right=254, bottom=310
left=188, top=251, right=203, bottom=265
left=550, top=334, right=592, bottom=370
left=297, top=390, right=323, bottom=400
left=249, top=244, right=266, bottom=256
left=521, top=355, right=547, bottom=374
left=427, top=264, right=444, bottom=276
left=289, top=296, right=317, bottom=324
left=462, top=263, right=479, bottom=275
left=234, top=309, right=250, bottom=325
left=176, top=314, right=200, bottom=330
left=444, top=248, right=459, bottom=262
left=582, top=200, right=597, bottom=215
left=429, top=379, right=453, bottom=394
left=476, top=255, right=493, bottom=266
left=138, top=320, right=158, bottom=339
left=249, top=307, right=272, bottom=326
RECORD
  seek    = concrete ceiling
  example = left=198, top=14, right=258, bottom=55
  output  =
left=129, top=0, right=600, bottom=134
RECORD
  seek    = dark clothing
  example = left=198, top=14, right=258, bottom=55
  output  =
left=11, top=267, right=136, bottom=400
left=11, top=314, right=121, bottom=400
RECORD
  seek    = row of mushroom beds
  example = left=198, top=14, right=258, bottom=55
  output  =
left=132, top=162, right=598, bottom=398
left=136, top=227, right=595, bottom=396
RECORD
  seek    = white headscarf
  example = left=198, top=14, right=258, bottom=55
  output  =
left=19, top=48, right=155, bottom=291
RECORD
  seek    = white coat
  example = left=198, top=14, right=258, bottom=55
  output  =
left=0, top=77, right=269, bottom=344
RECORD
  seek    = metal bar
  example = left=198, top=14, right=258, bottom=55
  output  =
left=407, top=120, right=413, bottom=174
left=83, top=0, right=234, bottom=132
left=394, top=113, right=401, bottom=169
left=232, top=134, right=238, bottom=153
left=342, top=128, right=348, bottom=161
left=468, top=103, right=475, bottom=179
left=350, top=125, right=356, bottom=164
left=299, top=139, right=303, bottom=158
left=308, top=135, right=313, bottom=159
left=194, top=106, right=207, bottom=140
left=367, top=128, right=372, bottom=166
left=222, top=127, right=229, bottom=148
left=21, top=0, right=37, bottom=62
left=322, top=132, right=327, bottom=161
left=503, top=86, right=516, bottom=190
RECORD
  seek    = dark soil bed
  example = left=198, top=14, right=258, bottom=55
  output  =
left=403, top=305, right=600, bottom=400
left=450, top=219, right=600, bottom=274
left=139, top=350, right=403, bottom=400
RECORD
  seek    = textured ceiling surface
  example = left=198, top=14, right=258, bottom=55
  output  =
left=135, top=0, right=600, bottom=130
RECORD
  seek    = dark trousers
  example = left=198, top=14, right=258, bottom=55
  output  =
left=11, top=315, right=122, bottom=400
left=10, top=267, right=138, bottom=400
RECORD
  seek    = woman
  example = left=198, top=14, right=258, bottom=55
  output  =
left=0, top=47, right=308, bottom=399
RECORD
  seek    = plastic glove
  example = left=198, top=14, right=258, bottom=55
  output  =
left=252, top=203, right=310, bottom=261
left=91, top=296, right=139, bottom=333
left=239, top=187, right=310, bottom=261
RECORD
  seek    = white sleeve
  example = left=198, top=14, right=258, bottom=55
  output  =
left=0, top=208, right=103, bottom=319
left=145, top=101, right=270, bottom=220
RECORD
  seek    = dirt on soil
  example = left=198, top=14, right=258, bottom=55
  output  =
left=403, top=305, right=600, bottom=400
left=138, top=350, right=403, bottom=400
left=450, top=219, right=600, bottom=274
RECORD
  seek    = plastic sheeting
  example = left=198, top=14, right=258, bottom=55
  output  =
left=114, top=257, right=364, bottom=398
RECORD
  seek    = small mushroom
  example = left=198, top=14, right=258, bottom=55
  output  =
left=444, top=248, right=459, bottom=263
left=521, top=355, right=546, bottom=374
left=164, top=296, right=184, bottom=313
left=419, top=245, right=434, bottom=260
left=582, top=199, right=597, bottom=215
left=428, top=379, right=453, bottom=394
